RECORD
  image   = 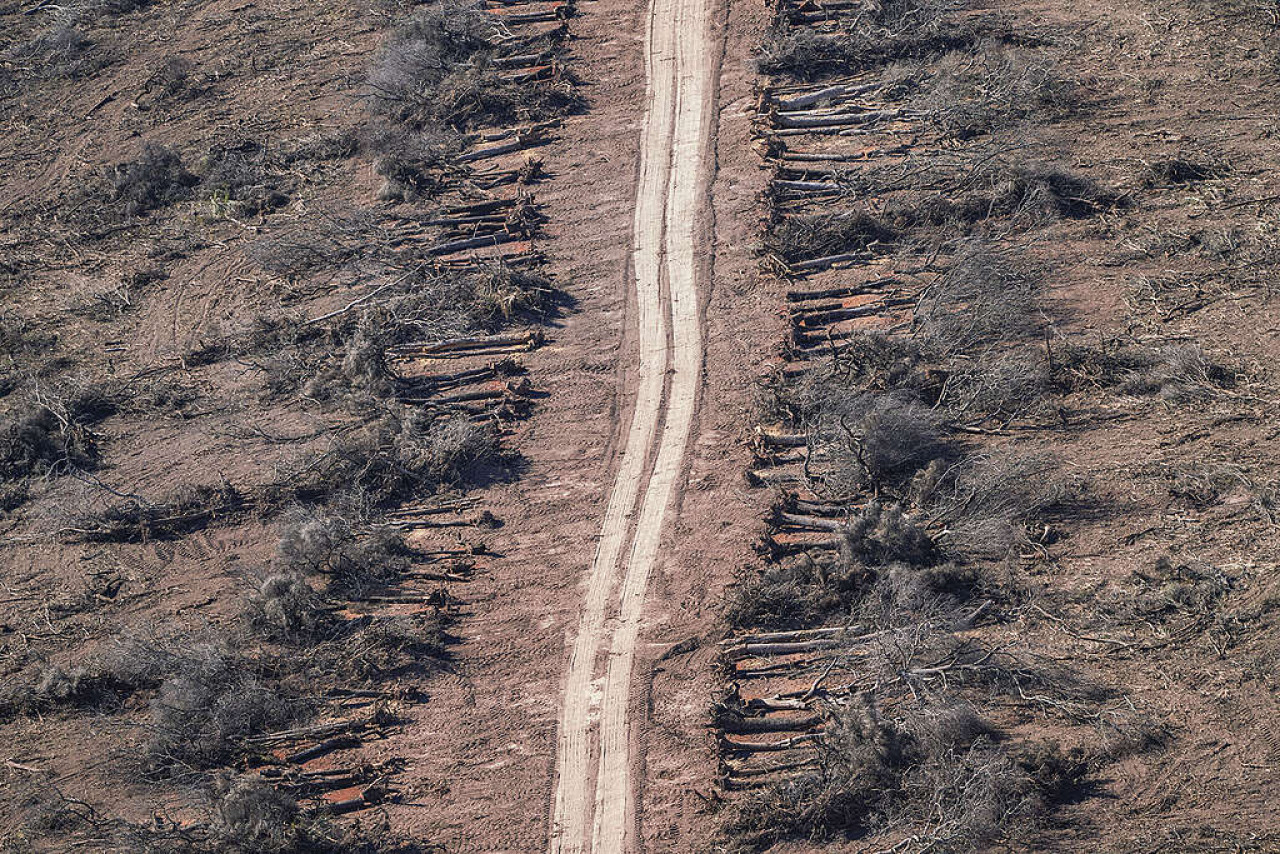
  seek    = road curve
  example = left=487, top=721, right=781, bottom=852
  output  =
left=548, top=0, right=716, bottom=847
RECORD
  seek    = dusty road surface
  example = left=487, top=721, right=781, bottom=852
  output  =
left=548, top=0, right=719, bottom=848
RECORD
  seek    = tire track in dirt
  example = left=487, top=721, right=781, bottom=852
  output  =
left=548, top=0, right=716, bottom=847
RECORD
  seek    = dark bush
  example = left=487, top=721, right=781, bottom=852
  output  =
left=6, top=21, right=99, bottom=80
left=368, top=0, right=580, bottom=130
left=198, top=141, right=290, bottom=216
left=937, top=347, right=1050, bottom=424
left=758, top=0, right=969, bottom=79
left=888, top=163, right=1121, bottom=231
left=0, top=382, right=116, bottom=483
left=143, top=643, right=296, bottom=774
left=110, top=144, right=199, bottom=217
left=922, top=44, right=1079, bottom=139
left=916, top=243, right=1043, bottom=355
left=209, top=774, right=300, bottom=850
left=800, top=392, right=947, bottom=495
left=724, top=553, right=868, bottom=630
left=767, top=209, right=897, bottom=264
left=275, top=507, right=414, bottom=594
left=841, top=501, right=936, bottom=566
left=153, top=55, right=194, bottom=98
left=922, top=452, right=1067, bottom=559
left=245, top=572, right=335, bottom=642
left=65, top=482, right=245, bottom=542
left=369, top=125, right=463, bottom=201
left=0, top=312, right=57, bottom=358
left=1139, top=155, right=1230, bottom=187
left=275, top=409, right=501, bottom=510
left=341, top=612, right=450, bottom=679
left=720, top=698, right=1067, bottom=853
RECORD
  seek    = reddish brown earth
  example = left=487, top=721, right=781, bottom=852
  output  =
left=4, top=0, right=1280, bottom=848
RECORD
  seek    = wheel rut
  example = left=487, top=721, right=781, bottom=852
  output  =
left=547, top=0, right=718, bottom=847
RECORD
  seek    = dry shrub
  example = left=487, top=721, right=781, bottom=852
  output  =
left=209, top=774, right=300, bottom=851
left=340, top=612, right=450, bottom=680
left=368, top=0, right=580, bottom=130
left=922, top=43, right=1078, bottom=139
left=5, top=20, right=100, bottom=81
left=802, top=392, right=947, bottom=495
left=920, top=452, right=1068, bottom=559
left=245, top=572, right=334, bottom=642
left=148, top=674, right=292, bottom=775
left=279, top=129, right=360, bottom=165
left=0, top=376, right=121, bottom=491
left=721, top=698, right=906, bottom=851
left=78, top=631, right=299, bottom=775
left=829, top=332, right=930, bottom=394
left=0, top=401, right=98, bottom=481
left=758, top=0, right=968, bottom=79
left=888, top=162, right=1121, bottom=232
left=841, top=501, right=935, bottom=566
left=767, top=209, right=897, bottom=263
left=275, top=507, right=411, bottom=594
left=720, top=698, right=1084, bottom=853
left=0, top=312, right=57, bottom=359
left=724, top=553, right=866, bottom=630
left=1052, top=338, right=1233, bottom=401
left=916, top=243, right=1043, bottom=355
left=1119, top=343, right=1233, bottom=401
left=1139, top=154, right=1230, bottom=187
left=197, top=141, right=290, bottom=216
left=110, top=143, right=199, bottom=217
left=3, top=775, right=425, bottom=853
left=858, top=561, right=982, bottom=626
left=275, top=410, right=501, bottom=511
left=937, top=347, right=1050, bottom=424
left=152, top=55, right=194, bottom=98
left=368, top=125, right=463, bottom=201
left=65, top=482, right=245, bottom=542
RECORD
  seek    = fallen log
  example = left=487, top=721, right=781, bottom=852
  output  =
left=720, top=733, right=821, bottom=753
left=249, top=718, right=372, bottom=746
left=742, top=696, right=812, bottom=712
left=323, top=783, right=390, bottom=815
left=720, top=625, right=869, bottom=646
left=759, top=534, right=842, bottom=557
left=771, top=108, right=901, bottom=130
left=457, top=130, right=551, bottom=163
left=784, top=251, right=877, bottom=273
left=288, top=735, right=362, bottom=764
left=500, top=63, right=559, bottom=83
left=385, top=499, right=476, bottom=518
left=492, top=51, right=551, bottom=68
left=745, top=466, right=804, bottom=487
left=724, top=757, right=817, bottom=777
left=774, top=510, right=843, bottom=532
left=785, top=278, right=897, bottom=302
left=426, top=231, right=519, bottom=256
left=488, top=2, right=568, bottom=23
left=731, top=639, right=845, bottom=658
left=755, top=429, right=807, bottom=449
left=434, top=250, right=544, bottom=270
left=777, top=144, right=911, bottom=163
left=719, top=714, right=823, bottom=734
left=788, top=497, right=849, bottom=517
left=774, top=81, right=880, bottom=111
left=793, top=295, right=915, bottom=327
left=772, top=179, right=842, bottom=194
left=763, top=73, right=872, bottom=97
left=389, top=329, right=543, bottom=356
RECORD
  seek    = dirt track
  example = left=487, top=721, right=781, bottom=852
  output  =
left=548, top=0, right=718, bottom=847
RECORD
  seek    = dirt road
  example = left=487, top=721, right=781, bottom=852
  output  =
left=548, top=0, right=718, bottom=847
